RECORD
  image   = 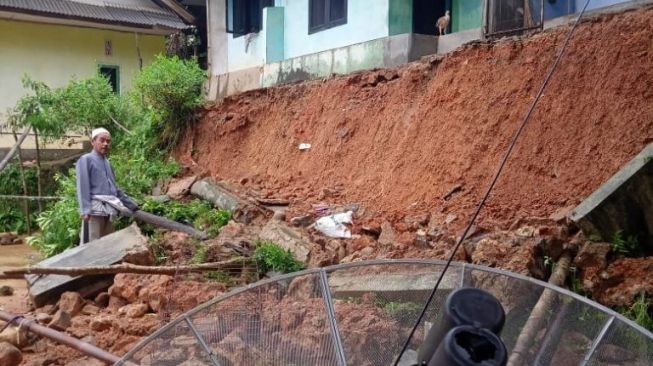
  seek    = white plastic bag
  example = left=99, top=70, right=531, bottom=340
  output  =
left=314, top=211, right=353, bottom=238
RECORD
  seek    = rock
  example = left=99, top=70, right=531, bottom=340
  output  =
left=597, top=344, right=636, bottom=363
left=470, top=238, right=507, bottom=267
left=359, top=246, right=374, bottom=257
left=48, top=310, right=71, bottom=331
left=361, top=225, right=381, bottom=237
left=119, top=303, right=149, bottom=318
left=378, top=221, right=396, bottom=247
left=0, top=342, right=22, bottom=366
left=404, top=214, right=429, bottom=230
left=80, top=335, right=97, bottom=346
left=35, top=313, right=52, bottom=324
left=0, top=285, right=14, bottom=296
left=0, top=233, right=19, bottom=246
left=81, top=304, right=100, bottom=316
left=57, top=291, right=85, bottom=317
left=166, top=175, right=197, bottom=199
left=94, top=292, right=110, bottom=307
left=290, top=215, right=313, bottom=227
left=90, top=316, right=112, bottom=332
left=0, top=326, right=29, bottom=348
left=414, top=230, right=430, bottom=248
left=444, top=214, right=458, bottom=225
left=549, top=205, right=575, bottom=223
left=515, top=226, right=535, bottom=238
left=107, top=295, right=127, bottom=311
left=66, top=357, right=105, bottom=366
left=574, top=242, right=611, bottom=269
left=39, top=304, right=56, bottom=315
left=259, top=220, right=311, bottom=262
left=171, top=335, right=198, bottom=348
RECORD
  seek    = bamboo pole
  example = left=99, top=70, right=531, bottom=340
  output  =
left=12, top=131, right=31, bottom=234
left=0, top=126, right=31, bottom=173
left=0, top=257, right=252, bottom=279
left=506, top=251, right=573, bottom=366
left=33, top=130, right=43, bottom=213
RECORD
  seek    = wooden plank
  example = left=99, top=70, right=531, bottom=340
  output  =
left=26, top=224, right=147, bottom=307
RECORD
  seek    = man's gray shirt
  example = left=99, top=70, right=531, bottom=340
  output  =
left=76, top=151, right=138, bottom=216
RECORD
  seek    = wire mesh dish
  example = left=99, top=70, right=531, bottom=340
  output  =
left=116, top=259, right=653, bottom=366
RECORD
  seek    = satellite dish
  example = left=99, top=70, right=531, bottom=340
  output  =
left=116, top=260, right=653, bottom=365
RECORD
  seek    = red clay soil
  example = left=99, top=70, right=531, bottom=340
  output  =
left=176, top=8, right=653, bottom=232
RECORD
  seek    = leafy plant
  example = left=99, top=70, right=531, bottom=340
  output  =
left=611, top=230, right=640, bottom=257
left=253, top=241, right=304, bottom=274
left=132, top=55, right=205, bottom=149
left=617, top=293, right=653, bottom=332
left=7, top=76, right=123, bottom=141
left=205, top=271, right=235, bottom=287
left=375, top=299, right=422, bottom=320
left=141, top=199, right=231, bottom=236
left=191, top=242, right=208, bottom=264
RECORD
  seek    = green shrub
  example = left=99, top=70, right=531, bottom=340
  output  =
left=26, top=170, right=80, bottom=256
left=253, top=241, right=304, bottom=274
left=611, top=230, right=640, bottom=257
left=132, top=55, right=205, bottom=149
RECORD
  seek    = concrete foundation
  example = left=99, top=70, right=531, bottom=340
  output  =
left=570, top=143, right=653, bottom=247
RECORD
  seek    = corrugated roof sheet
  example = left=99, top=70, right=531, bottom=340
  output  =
left=0, top=0, right=188, bottom=30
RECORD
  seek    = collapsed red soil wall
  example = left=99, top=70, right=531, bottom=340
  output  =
left=177, top=8, right=653, bottom=230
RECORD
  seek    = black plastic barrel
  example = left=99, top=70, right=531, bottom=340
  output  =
left=416, top=288, right=506, bottom=365
left=428, top=325, right=507, bottom=366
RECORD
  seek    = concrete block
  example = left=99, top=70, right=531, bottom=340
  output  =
left=570, top=143, right=653, bottom=246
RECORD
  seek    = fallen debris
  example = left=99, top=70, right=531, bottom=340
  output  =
left=25, top=224, right=149, bottom=307
left=191, top=178, right=267, bottom=223
left=314, top=211, right=354, bottom=238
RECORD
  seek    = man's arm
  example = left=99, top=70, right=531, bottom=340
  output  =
left=108, top=162, right=140, bottom=211
left=76, top=156, right=92, bottom=217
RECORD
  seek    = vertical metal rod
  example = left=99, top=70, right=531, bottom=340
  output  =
left=579, top=316, right=615, bottom=366
left=318, top=269, right=347, bottom=366
left=184, top=315, right=222, bottom=366
left=459, top=263, right=467, bottom=288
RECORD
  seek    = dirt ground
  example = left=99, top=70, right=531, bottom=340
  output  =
left=176, top=6, right=653, bottom=233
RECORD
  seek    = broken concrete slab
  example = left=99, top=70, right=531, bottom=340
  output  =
left=166, top=176, right=197, bottom=199
left=259, top=219, right=312, bottom=262
left=26, top=224, right=149, bottom=307
left=191, top=178, right=267, bottom=224
left=570, top=143, right=653, bottom=246
left=328, top=271, right=458, bottom=301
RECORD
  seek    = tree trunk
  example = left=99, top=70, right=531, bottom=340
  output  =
left=132, top=210, right=208, bottom=240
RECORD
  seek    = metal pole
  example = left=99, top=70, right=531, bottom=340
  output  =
left=0, top=309, right=125, bottom=365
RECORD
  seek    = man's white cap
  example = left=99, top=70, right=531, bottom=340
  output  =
left=91, top=128, right=110, bottom=140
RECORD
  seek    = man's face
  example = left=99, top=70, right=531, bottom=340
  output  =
left=92, top=133, right=111, bottom=156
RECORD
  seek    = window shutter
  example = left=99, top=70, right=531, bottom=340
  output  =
left=310, top=0, right=327, bottom=30
left=329, top=0, right=346, bottom=22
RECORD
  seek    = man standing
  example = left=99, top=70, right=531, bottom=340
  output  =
left=76, top=128, right=139, bottom=244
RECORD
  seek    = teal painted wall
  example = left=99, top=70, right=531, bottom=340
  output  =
left=389, top=0, right=413, bottom=36
left=452, top=0, right=482, bottom=32
left=265, top=7, right=284, bottom=63
left=277, top=0, right=389, bottom=59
